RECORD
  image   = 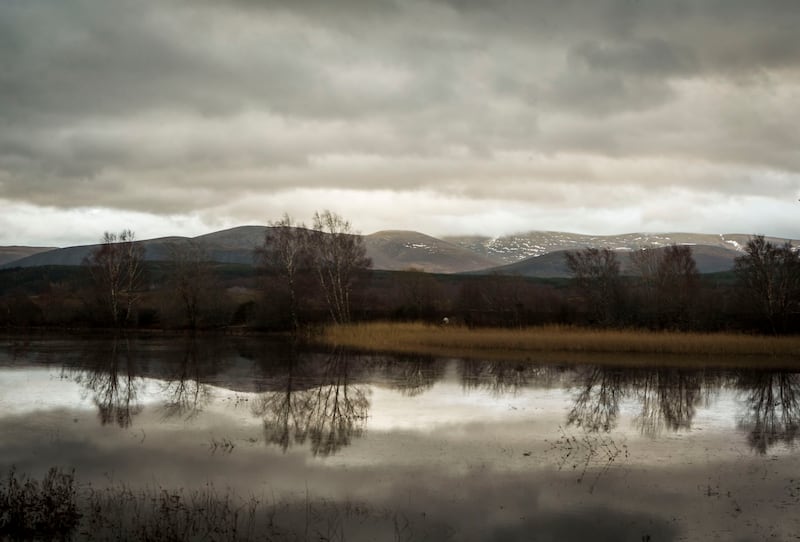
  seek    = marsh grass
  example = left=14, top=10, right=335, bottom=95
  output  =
left=0, top=467, right=80, bottom=540
left=1, top=467, right=424, bottom=541
left=83, top=482, right=264, bottom=541
left=320, top=322, right=800, bottom=367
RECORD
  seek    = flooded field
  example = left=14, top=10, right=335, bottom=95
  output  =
left=1, top=335, right=799, bottom=541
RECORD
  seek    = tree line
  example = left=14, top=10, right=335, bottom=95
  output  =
left=564, top=236, right=800, bottom=334
left=0, top=213, right=798, bottom=334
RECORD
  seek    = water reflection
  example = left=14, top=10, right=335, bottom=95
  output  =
left=735, top=371, right=800, bottom=454
left=6, top=337, right=800, bottom=455
left=633, top=370, right=714, bottom=437
left=567, top=367, right=715, bottom=437
left=253, top=348, right=369, bottom=456
left=69, top=337, right=143, bottom=428
left=379, top=354, right=445, bottom=397
left=564, top=365, right=800, bottom=453
left=159, top=339, right=214, bottom=421
left=567, top=367, right=625, bottom=432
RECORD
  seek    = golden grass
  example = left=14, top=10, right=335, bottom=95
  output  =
left=318, top=322, right=800, bottom=367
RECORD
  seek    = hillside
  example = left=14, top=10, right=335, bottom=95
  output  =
left=364, top=231, right=499, bottom=273
left=0, top=227, right=498, bottom=273
left=477, top=244, right=743, bottom=277
left=2, top=227, right=795, bottom=276
left=443, top=231, right=794, bottom=265
left=0, top=246, right=55, bottom=266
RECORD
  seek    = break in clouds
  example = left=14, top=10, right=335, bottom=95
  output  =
left=1, top=0, right=799, bottom=245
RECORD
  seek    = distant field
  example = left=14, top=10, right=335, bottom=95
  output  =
left=319, top=322, right=800, bottom=367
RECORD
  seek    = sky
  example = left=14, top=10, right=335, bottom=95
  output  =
left=1, top=0, right=799, bottom=247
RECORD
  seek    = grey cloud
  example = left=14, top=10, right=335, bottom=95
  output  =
left=1, top=0, right=799, bottom=235
left=572, top=39, right=698, bottom=78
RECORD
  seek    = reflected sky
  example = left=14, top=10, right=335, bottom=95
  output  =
left=1, top=336, right=799, bottom=540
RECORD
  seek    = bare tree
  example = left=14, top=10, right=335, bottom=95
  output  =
left=309, top=210, right=372, bottom=324
left=257, top=214, right=311, bottom=330
left=85, top=230, right=144, bottom=326
left=168, top=241, right=214, bottom=329
left=630, top=245, right=699, bottom=328
left=656, top=244, right=699, bottom=328
left=735, top=235, right=800, bottom=333
left=565, top=247, right=621, bottom=325
left=629, top=247, right=661, bottom=305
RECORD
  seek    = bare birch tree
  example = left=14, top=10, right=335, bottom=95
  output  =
left=735, top=235, right=800, bottom=333
left=309, top=210, right=371, bottom=324
left=85, top=230, right=144, bottom=326
left=257, top=214, right=311, bottom=330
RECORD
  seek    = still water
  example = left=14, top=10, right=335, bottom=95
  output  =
left=1, top=335, right=799, bottom=541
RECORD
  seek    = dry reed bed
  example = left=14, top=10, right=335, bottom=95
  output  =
left=320, top=322, right=800, bottom=367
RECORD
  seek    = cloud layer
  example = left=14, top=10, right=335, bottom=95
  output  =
left=1, top=0, right=799, bottom=244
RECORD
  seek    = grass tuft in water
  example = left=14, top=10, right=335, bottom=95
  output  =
left=0, top=467, right=81, bottom=540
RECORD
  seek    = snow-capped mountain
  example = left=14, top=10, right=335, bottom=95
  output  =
left=443, top=232, right=790, bottom=265
left=1, top=228, right=796, bottom=276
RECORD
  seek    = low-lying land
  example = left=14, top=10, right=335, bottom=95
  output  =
left=320, top=322, right=800, bottom=367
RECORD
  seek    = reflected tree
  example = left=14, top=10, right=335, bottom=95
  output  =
left=381, top=355, right=445, bottom=397
left=306, top=350, right=370, bottom=456
left=633, top=370, right=704, bottom=437
left=252, top=348, right=370, bottom=456
left=252, top=343, right=313, bottom=452
left=568, top=367, right=712, bottom=436
left=71, top=337, right=142, bottom=427
left=160, top=339, right=213, bottom=421
left=461, top=360, right=547, bottom=397
left=736, top=370, right=800, bottom=454
left=567, top=367, right=625, bottom=432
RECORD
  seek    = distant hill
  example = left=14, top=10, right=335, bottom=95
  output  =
left=476, top=244, right=743, bottom=277
left=0, top=227, right=499, bottom=273
left=0, top=246, right=55, bottom=266
left=443, top=231, right=795, bottom=265
left=2, top=227, right=795, bottom=276
left=364, top=231, right=499, bottom=273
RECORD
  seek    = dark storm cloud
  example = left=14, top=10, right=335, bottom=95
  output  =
left=0, top=0, right=798, bottom=240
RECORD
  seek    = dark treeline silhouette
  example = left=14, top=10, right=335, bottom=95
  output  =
left=1, top=228, right=798, bottom=334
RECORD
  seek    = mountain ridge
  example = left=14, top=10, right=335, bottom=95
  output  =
left=1, top=227, right=796, bottom=276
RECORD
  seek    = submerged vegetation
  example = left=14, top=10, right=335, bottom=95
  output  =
left=0, top=467, right=425, bottom=542
left=321, top=322, right=800, bottom=366
left=0, top=467, right=80, bottom=540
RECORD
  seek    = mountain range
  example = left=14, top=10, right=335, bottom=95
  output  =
left=1, top=227, right=796, bottom=277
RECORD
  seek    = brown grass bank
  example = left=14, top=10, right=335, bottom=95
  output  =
left=319, top=322, right=800, bottom=367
